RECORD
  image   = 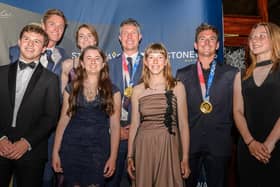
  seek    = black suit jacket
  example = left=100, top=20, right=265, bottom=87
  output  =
left=0, top=61, right=60, bottom=161
left=176, top=62, right=238, bottom=156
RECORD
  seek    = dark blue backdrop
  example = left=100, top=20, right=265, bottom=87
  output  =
left=0, top=0, right=223, bottom=74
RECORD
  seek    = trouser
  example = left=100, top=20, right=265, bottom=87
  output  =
left=106, top=140, right=130, bottom=187
left=186, top=151, right=230, bottom=187
left=0, top=157, right=45, bottom=187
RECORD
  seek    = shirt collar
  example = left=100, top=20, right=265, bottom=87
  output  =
left=46, top=47, right=55, bottom=52
left=124, top=52, right=138, bottom=64
left=19, top=58, right=39, bottom=65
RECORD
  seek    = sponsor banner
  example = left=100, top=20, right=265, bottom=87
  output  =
left=0, top=0, right=223, bottom=74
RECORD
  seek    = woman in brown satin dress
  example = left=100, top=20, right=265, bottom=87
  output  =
left=127, top=43, right=191, bottom=187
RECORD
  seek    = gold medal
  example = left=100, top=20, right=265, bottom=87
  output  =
left=200, top=100, right=212, bottom=114
left=124, top=86, right=133, bottom=97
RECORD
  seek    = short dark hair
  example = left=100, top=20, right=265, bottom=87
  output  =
left=195, top=23, right=219, bottom=42
left=120, top=18, right=141, bottom=34
left=19, top=24, right=49, bottom=47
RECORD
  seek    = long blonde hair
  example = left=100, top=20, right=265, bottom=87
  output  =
left=140, top=43, right=176, bottom=90
left=244, top=22, right=280, bottom=80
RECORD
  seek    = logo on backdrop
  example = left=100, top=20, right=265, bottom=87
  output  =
left=0, top=9, right=12, bottom=18
left=107, top=50, right=197, bottom=63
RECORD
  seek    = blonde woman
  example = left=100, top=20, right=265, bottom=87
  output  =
left=234, top=22, right=280, bottom=187
left=127, top=43, right=190, bottom=187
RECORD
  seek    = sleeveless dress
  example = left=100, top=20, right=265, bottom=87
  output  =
left=132, top=89, right=184, bottom=187
left=60, top=84, right=119, bottom=187
left=238, top=64, right=280, bottom=187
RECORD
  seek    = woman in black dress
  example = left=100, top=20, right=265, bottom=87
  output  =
left=52, top=46, right=121, bottom=187
left=233, top=22, right=280, bottom=187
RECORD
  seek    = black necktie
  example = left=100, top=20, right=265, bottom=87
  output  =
left=46, top=50, right=54, bottom=70
left=19, top=61, right=36, bottom=70
left=127, top=57, right=133, bottom=77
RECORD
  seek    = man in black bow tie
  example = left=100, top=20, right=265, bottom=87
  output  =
left=0, top=24, right=60, bottom=187
left=18, top=60, right=36, bottom=70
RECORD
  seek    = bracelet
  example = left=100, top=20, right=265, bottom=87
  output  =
left=246, top=139, right=255, bottom=146
left=127, top=156, right=134, bottom=159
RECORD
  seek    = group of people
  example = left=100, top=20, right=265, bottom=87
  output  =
left=0, top=7, right=279, bottom=187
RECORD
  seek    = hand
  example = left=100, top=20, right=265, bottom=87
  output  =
left=180, top=159, right=191, bottom=179
left=52, top=152, right=63, bottom=173
left=62, top=58, right=74, bottom=74
left=0, top=138, right=13, bottom=158
left=120, top=125, right=130, bottom=140
left=127, top=157, right=136, bottom=180
left=263, top=140, right=275, bottom=155
left=248, top=140, right=270, bottom=164
left=103, top=157, right=116, bottom=178
left=6, top=139, right=29, bottom=160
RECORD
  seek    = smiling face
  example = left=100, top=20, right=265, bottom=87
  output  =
left=119, top=24, right=142, bottom=54
left=194, top=29, right=219, bottom=59
left=145, top=52, right=167, bottom=76
left=18, top=31, right=46, bottom=62
left=80, top=48, right=105, bottom=75
left=249, top=25, right=272, bottom=59
left=42, top=15, right=65, bottom=46
left=77, top=27, right=97, bottom=50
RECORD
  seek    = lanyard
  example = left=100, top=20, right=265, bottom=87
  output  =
left=197, top=60, right=216, bottom=101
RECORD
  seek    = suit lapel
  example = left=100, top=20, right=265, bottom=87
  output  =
left=52, top=47, right=62, bottom=75
left=192, top=64, right=203, bottom=101
left=132, top=55, right=143, bottom=85
left=209, top=63, right=222, bottom=96
left=111, top=56, right=124, bottom=94
left=22, top=63, right=44, bottom=101
left=8, top=62, right=18, bottom=108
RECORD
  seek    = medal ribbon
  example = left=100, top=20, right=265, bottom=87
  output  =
left=122, top=53, right=141, bottom=88
left=197, top=60, right=216, bottom=101
left=121, top=53, right=141, bottom=121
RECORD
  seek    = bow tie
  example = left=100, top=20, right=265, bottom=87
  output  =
left=19, top=61, right=36, bottom=70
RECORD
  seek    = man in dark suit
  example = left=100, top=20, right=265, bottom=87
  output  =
left=9, top=9, right=68, bottom=187
left=0, top=24, right=60, bottom=187
left=176, top=23, right=238, bottom=187
left=107, top=18, right=143, bottom=187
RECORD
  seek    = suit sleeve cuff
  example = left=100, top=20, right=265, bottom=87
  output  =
left=0, top=136, right=7, bottom=141
left=21, top=138, right=32, bottom=151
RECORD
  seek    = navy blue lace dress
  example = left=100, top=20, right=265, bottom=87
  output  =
left=60, top=84, right=119, bottom=187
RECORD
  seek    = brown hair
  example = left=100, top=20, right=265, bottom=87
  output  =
left=20, top=24, right=49, bottom=47
left=244, top=22, right=280, bottom=80
left=67, top=46, right=114, bottom=116
left=141, top=43, right=176, bottom=90
left=75, top=24, right=99, bottom=48
left=195, top=23, right=219, bottom=42
left=42, top=9, right=67, bottom=25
